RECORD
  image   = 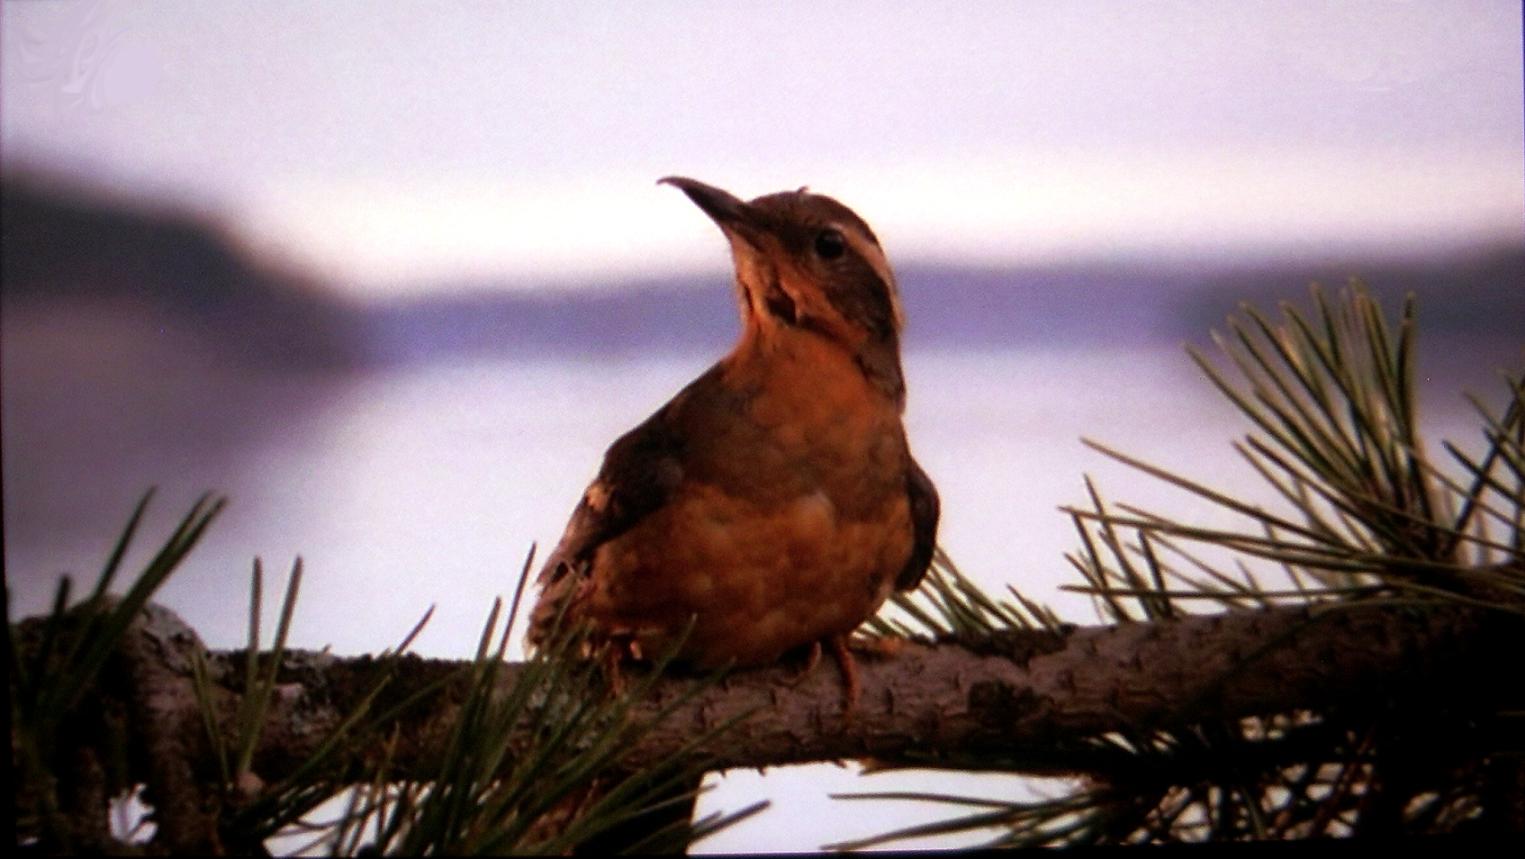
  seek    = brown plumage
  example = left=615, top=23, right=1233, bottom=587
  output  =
left=528, top=177, right=939, bottom=696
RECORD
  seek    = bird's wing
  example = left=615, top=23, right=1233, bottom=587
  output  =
left=529, top=400, right=688, bottom=643
left=543, top=410, right=686, bottom=576
left=894, top=453, right=940, bottom=591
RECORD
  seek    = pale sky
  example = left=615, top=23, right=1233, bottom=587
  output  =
left=3, top=0, right=1521, bottom=297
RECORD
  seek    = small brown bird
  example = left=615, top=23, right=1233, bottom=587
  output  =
left=528, top=177, right=938, bottom=704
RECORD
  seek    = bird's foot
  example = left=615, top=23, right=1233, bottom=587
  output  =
left=598, top=639, right=642, bottom=697
left=827, top=634, right=860, bottom=717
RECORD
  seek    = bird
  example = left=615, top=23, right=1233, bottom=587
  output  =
left=527, top=177, right=939, bottom=708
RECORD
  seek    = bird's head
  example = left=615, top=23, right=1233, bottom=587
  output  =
left=660, top=176, right=907, bottom=401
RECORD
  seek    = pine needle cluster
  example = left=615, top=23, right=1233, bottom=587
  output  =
left=841, top=282, right=1522, bottom=847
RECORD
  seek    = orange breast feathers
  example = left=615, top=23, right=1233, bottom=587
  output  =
left=567, top=335, right=916, bottom=667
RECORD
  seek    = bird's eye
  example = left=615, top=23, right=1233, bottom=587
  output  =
left=813, top=229, right=846, bottom=260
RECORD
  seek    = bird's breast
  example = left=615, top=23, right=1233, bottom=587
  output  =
left=578, top=331, right=916, bottom=667
left=716, top=329, right=908, bottom=511
left=588, top=475, right=912, bottom=667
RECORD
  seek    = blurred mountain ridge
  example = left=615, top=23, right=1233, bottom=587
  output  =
left=2, top=175, right=366, bottom=370
left=3, top=176, right=1520, bottom=372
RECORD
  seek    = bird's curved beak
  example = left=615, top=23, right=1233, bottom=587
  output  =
left=658, top=176, right=767, bottom=246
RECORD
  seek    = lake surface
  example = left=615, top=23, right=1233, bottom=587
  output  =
left=4, top=341, right=1516, bottom=851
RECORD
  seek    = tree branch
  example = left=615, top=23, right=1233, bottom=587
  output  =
left=95, top=600, right=1514, bottom=788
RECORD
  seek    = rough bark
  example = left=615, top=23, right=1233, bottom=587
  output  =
left=13, top=599, right=1519, bottom=848
left=114, top=604, right=225, bottom=853
left=111, top=603, right=1521, bottom=778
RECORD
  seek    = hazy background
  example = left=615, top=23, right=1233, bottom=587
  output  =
left=4, top=1, right=1522, bottom=852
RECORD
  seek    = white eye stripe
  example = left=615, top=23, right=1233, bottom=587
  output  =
left=836, top=223, right=905, bottom=332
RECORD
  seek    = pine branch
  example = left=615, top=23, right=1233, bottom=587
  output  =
left=25, top=596, right=1512, bottom=806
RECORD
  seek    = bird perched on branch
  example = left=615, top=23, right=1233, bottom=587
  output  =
left=528, top=177, right=938, bottom=709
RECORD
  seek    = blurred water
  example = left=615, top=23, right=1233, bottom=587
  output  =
left=7, top=343, right=1508, bottom=636
left=2, top=346, right=1238, bottom=643
left=3, top=341, right=1514, bottom=852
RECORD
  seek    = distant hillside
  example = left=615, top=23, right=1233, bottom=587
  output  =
left=1179, top=249, right=1525, bottom=343
left=357, top=250, right=1524, bottom=364
left=1, top=176, right=365, bottom=369
left=4, top=174, right=1518, bottom=370
left=354, top=265, right=1190, bottom=365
